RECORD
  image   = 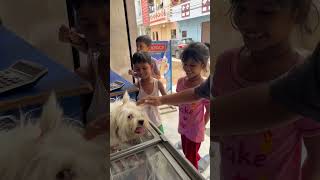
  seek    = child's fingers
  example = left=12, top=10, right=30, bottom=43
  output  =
left=137, top=97, right=159, bottom=106
left=59, top=25, right=70, bottom=33
left=69, top=31, right=83, bottom=44
left=58, top=25, right=72, bottom=43
left=137, top=98, right=152, bottom=105
left=70, top=27, right=77, bottom=33
left=137, top=99, right=145, bottom=105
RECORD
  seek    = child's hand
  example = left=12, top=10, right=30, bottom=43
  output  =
left=137, top=96, right=162, bottom=106
left=128, top=69, right=140, bottom=78
left=59, top=25, right=83, bottom=45
left=59, top=25, right=71, bottom=43
left=84, top=113, right=107, bottom=140
left=69, top=28, right=84, bottom=45
left=128, top=69, right=134, bottom=75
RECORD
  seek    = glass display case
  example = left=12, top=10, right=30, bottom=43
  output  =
left=110, top=122, right=205, bottom=180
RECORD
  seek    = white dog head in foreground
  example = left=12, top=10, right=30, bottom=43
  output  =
left=0, top=93, right=106, bottom=180
left=110, top=91, right=149, bottom=147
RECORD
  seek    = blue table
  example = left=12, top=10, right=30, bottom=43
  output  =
left=0, top=26, right=93, bottom=111
left=110, top=70, right=139, bottom=98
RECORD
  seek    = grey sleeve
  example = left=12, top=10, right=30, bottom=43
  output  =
left=195, top=76, right=211, bottom=100
left=270, top=48, right=320, bottom=122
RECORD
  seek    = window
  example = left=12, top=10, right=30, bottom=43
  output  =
left=156, top=32, right=159, bottom=40
left=153, top=32, right=155, bottom=40
left=148, top=0, right=155, bottom=13
left=182, top=31, right=187, bottom=38
left=171, top=29, right=176, bottom=39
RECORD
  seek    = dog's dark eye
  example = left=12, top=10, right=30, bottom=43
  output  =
left=56, top=168, right=75, bottom=180
left=128, top=114, right=133, bottom=120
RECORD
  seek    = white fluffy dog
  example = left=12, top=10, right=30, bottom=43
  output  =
left=0, top=93, right=106, bottom=180
left=110, top=91, right=149, bottom=148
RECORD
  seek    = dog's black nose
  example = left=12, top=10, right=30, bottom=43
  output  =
left=138, top=120, right=144, bottom=126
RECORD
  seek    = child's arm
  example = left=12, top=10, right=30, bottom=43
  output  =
left=59, top=25, right=88, bottom=54
left=158, top=80, right=167, bottom=96
left=214, top=42, right=320, bottom=136
left=204, top=103, right=210, bottom=125
left=138, top=76, right=210, bottom=106
left=212, top=83, right=298, bottom=136
left=137, top=88, right=201, bottom=106
left=69, top=32, right=88, bottom=54
left=302, top=136, right=320, bottom=180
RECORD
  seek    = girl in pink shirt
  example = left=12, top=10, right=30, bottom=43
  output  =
left=176, top=42, right=210, bottom=169
left=213, top=0, right=320, bottom=179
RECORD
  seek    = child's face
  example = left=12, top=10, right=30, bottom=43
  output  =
left=136, top=42, right=151, bottom=52
left=133, top=63, right=153, bottom=79
left=77, top=3, right=109, bottom=49
left=182, top=59, right=204, bottom=79
left=233, top=0, right=297, bottom=52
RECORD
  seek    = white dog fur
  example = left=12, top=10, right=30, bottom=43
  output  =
left=110, top=91, right=149, bottom=148
left=0, top=92, right=106, bottom=180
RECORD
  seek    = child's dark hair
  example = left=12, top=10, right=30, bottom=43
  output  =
left=204, top=42, right=210, bottom=49
left=70, top=0, right=108, bottom=10
left=132, top=52, right=152, bottom=65
left=180, top=42, right=209, bottom=70
left=136, top=35, right=152, bottom=47
left=228, top=0, right=319, bottom=34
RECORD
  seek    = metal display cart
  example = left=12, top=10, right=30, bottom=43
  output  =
left=110, top=121, right=205, bottom=180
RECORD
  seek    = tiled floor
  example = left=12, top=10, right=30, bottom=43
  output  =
left=160, top=108, right=211, bottom=180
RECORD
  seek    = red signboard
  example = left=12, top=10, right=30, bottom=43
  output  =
left=150, top=43, right=167, bottom=52
left=141, top=0, right=150, bottom=25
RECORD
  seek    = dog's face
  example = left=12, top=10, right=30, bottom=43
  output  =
left=0, top=92, right=106, bottom=180
left=112, top=92, right=149, bottom=143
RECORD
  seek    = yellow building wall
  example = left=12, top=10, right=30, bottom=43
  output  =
left=150, top=22, right=177, bottom=40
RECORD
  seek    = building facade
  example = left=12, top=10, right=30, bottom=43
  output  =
left=135, top=0, right=210, bottom=43
left=170, top=0, right=210, bottom=43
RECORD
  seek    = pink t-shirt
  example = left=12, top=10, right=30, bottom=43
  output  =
left=213, top=48, right=320, bottom=180
left=176, top=77, right=209, bottom=143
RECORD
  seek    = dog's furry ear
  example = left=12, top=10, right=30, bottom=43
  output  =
left=39, top=92, right=63, bottom=135
left=122, top=91, right=130, bottom=104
